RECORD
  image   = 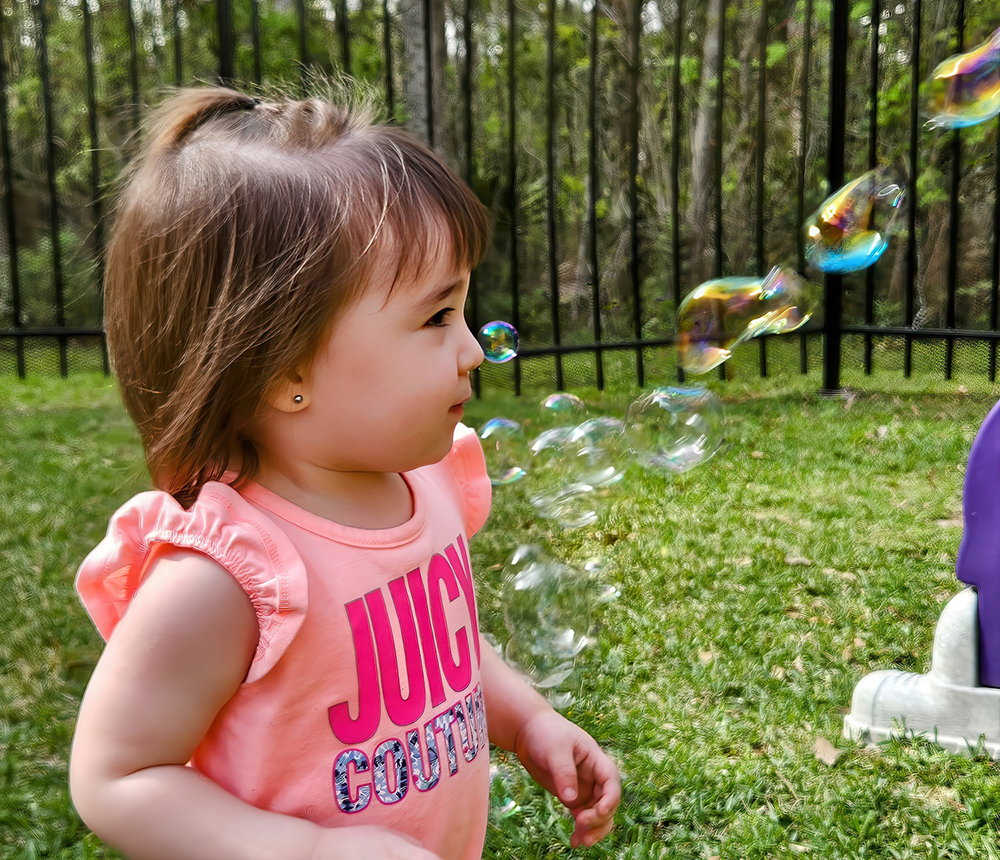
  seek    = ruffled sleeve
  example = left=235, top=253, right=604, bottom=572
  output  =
left=75, top=483, right=308, bottom=684
left=445, top=423, right=493, bottom=537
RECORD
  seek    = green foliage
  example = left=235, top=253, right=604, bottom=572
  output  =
left=2, top=0, right=999, bottom=373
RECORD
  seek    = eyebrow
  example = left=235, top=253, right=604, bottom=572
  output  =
left=412, top=279, right=465, bottom=312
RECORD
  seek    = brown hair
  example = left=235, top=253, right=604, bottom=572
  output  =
left=105, top=86, right=492, bottom=505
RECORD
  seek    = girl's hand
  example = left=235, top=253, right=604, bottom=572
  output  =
left=311, top=826, right=445, bottom=860
left=513, top=710, right=621, bottom=848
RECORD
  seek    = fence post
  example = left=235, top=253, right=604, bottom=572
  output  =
left=822, top=0, right=848, bottom=395
left=216, top=0, right=235, bottom=85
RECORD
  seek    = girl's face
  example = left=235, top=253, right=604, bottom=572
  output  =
left=289, top=233, right=484, bottom=475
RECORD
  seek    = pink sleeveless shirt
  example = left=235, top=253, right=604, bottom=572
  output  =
left=76, top=425, right=493, bottom=860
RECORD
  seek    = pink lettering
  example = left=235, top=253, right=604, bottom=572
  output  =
left=328, top=599, right=381, bottom=744
left=428, top=554, right=472, bottom=693
left=405, top=568, right=448, bottom=708
left=445, top=536, right=481, bottom=664
left=366, top=580, right=425, bottom=727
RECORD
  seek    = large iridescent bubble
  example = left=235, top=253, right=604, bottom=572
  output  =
left=478, top=321, right=519, bottom=363
left=926, top=27, right=1000, bottom=130
left=804, top=167, right=907, bottom=274
left=501, top=544, right=598, bottom=698
left=478, top=418, right=529, bottom=485
left=676, top=265, right=819, bottom=374
left=623, top=386, right=724, bottom=473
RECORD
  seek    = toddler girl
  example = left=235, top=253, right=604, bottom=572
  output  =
left=69, top=87, right=621, bottom=860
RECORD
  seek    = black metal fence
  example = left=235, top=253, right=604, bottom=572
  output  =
left=1, top=0, right=998, bottom=394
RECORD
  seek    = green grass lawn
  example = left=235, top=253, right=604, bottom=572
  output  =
left=3, top=371, right=1000, bottom=859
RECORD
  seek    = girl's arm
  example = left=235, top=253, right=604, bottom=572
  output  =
left=479, top=637, right=621, bottom=848
left=69, top=549, right=440, bottom=860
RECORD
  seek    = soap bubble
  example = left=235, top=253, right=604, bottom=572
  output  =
left=623, top=386, right=724, bottom=473
left=478, top=321, right=519, bottom=363
left=677, top=266, right=820, bottom=373
left=540, top=392, right=586, bottom=414
left=489, top=761, right=523, bottom=820
left=478, top=418, right=529, bottom=485
left=528, top=417, right=624, bottom=528
left=502, top=544, right=598, bottom=695
left=804, top=167, right=907, bottom=274
left=926, top=27, right=1000, bottom=130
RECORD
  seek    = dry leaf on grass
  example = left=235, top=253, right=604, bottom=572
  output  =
left=813, top=737, right=841, bottom=766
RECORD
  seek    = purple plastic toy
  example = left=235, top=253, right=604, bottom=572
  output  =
left=956, top=399, right=1000, bottom=688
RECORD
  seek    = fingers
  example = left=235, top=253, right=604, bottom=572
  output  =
left=567, top=750, right=621, bottom=848
left=570, top=816, right=616, bottom=849
left=547, top=749, right=581, bottom=806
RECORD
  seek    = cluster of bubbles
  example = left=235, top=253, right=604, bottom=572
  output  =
left=676, top=25, right=998, bottom=374
left=479, top=387, right=725, bottom=522
left=926, top=26, right=1000, bottom=131
left=497, top=545, right=620, bottom=709
left=477, top=385, right=718, bottom=707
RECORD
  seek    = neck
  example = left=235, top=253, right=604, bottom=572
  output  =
left=251, top=453, right=413, bottom=529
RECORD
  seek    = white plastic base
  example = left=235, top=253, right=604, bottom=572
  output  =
left=843, top=587, right=1000, bottom=758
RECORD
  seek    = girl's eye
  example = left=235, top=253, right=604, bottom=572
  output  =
left=426, top=308, right=453, bottom=327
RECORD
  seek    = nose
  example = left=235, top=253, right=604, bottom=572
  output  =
left=460, top=319, right=485, bottom=375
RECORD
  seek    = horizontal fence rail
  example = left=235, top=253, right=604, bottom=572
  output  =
left=0, top=0, right=998, bottom=392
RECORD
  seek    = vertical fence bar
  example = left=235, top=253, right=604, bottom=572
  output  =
left=217, top=0, right=235, bottom=85
left=384, top=0, right=396, bottom=119
left=172, top=0, right=183, bottom=86
left=507, top=0, right=520, bottom=394
left=712, top=0, right=723, bottom=280
left=545, top=0, right=563, bottom=389
left=713, top=0, right=724, bottom=382
left=863, top=0, right=879, bottom=375
left=296, top=0, right=309, bottom=90
left=125, top=0, right=140, bottom=134
left=671, top=0, right=682, bottom=383
left=35, top=0, right=68, bottom=376
left=822, top=0, right=848, bottom=394
left=991, top=121, right=999, bottom=381
left=0, top=6, right=24, bottom=378
left=424, top=0, right=434, bottom=148
left=83, top=0, right=109, bottom=374
left=944, top=0, right=963, bottom=380
left=627, top=0, right=643, bottom=387
left=588, top=0, right=604, bottom=390
left=338, top=0, right=351, bottom=73
left=462, top=0, right=478, bottom=396
left=251, top=0, right=262, bottom=85
left=796, top=0, right=812, bottom=375
left=903, top=0, right=920, bottom=377
left=755, top=0, right=768, bottom=377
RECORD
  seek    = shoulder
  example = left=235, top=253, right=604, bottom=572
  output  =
left=76, top=483, right=309, bottom=683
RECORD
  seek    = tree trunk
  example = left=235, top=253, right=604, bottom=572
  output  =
left=401, top=0, right=448, bottom=155
left=687, top=0, right=722, bottom=285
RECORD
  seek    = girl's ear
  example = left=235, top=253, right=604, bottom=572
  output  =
left=265, top=370, right=310, bottom=413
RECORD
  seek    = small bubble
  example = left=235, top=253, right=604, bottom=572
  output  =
left=478, top=418, right=528, bottom=485
left=478, top=321, right=519, bottom=363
